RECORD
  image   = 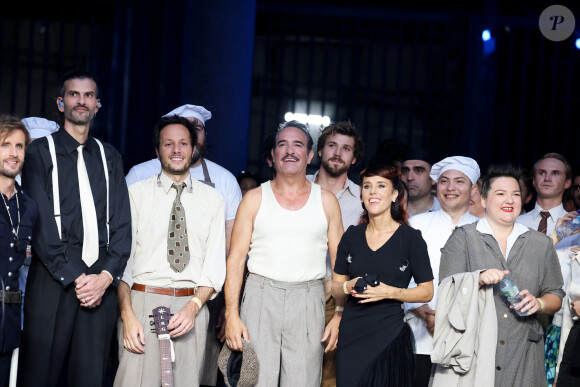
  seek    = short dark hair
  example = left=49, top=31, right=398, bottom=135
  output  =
left=59, top=70, right=99, bottom=98
left=0, top=115, right=30, bottom=147
left=152, top=115, right=198, bottom=151
left=276, top=120, right=314, bottom=152
left=480, top=164, right=522, bottom=198
left=237, top=171, right=260, bottom=186
left=532, top=152, right=572, bottom=180
left=317, top=121, right=365, bottom=164
left=359, top=163, right=408, bottom=225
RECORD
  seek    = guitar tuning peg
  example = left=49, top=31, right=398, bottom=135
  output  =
left=150, top=321, right=154, bottom=326
left=148, top=314, right=153, bottom=318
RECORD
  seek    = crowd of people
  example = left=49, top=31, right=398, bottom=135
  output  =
left=1, top=69, right=579, bottom=387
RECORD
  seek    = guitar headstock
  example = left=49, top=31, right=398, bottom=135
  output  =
left=152, top=306, right=171, bottom=336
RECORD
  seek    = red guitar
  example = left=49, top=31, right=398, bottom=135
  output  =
left=152, top=306, right=174, bottom=387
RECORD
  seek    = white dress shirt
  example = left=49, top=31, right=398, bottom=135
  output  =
left=122, top=172, right=226, bottom=295
left=405, top=209, right=479, bottom=355
left=516, top=202, right=567, bottom=236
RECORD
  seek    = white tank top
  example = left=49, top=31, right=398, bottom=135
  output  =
left=248, top=181, right=328, bottom=282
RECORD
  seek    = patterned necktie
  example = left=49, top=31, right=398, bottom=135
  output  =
left=538, top=211, right=550, bottom=234
left=167, top=183, right=189, bottom=272
left=77, top=145, right=99, bottom=267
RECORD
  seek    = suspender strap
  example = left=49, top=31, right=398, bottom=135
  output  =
left=94, top=139, right=110, bottom=247
left=47, top=135, right=110, bottom=247
left=46, top=135, right=62, bottom=239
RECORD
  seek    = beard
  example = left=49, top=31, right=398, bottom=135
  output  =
left=191, top=142, right=205, bottom=165
left=0, top=165, right=21, bottom=178
left=161, top=154, right=193, bottom=176
left=321, top=157, right=350, bottom=178
left=64, top=105, right=95, bottom=125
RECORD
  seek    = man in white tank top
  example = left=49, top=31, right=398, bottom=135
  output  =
left=224, top=121, right=344, bottom=387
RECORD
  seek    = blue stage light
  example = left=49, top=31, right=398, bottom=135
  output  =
left=482, top=30, right=491, bottom=42
left=576, top=38, right=580, bottom=50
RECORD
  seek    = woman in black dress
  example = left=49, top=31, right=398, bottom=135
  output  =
left=333, top=164, right=434, bottom=387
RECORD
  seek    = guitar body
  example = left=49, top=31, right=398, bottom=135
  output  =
left=153, top=306, right=174, bottom=387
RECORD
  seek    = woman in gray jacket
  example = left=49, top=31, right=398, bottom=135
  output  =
left=439, top=165, right=564, bottom=387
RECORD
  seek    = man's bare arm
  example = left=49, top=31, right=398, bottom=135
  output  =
left=224, top=188, right=261, bottom=351
left=118, top=281, right=146, bottom=353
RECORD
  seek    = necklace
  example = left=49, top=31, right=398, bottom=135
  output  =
left=1, top=190, right=20, bottom=249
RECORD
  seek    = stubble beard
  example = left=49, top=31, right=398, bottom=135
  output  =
left=321, top=158, right=350, bottom=178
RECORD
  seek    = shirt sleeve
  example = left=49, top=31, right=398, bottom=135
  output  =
left=439, top=227, right=470, bottom=283
left=334, top=225, right=355, bottom=276
left=125, top=166, right=140, bottom=186
left=196, top=193, right=226, bottom=298
left=21, top=140, right=85, bottom=287
left=121, top=184, right=141, bottom=288
left=224, top=173, right=242, bottom=221
left=540, top=239, right=565, bottom=300
left=99, top=148, right=132, bottom=286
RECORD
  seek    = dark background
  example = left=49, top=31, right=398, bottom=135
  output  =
left=2, top=0, right=579, bottom=181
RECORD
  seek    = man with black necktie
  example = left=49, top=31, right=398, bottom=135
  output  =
left=114, top=115, right=225, bottom=387
left=18, top=70, right=132, bottom=387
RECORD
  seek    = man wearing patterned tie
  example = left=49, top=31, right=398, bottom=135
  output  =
left=114, top=115, right=225, bottom=387
left=18, top=70, right=132, bottom=387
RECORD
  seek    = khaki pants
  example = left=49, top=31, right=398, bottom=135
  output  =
left=241, top=274, right=325, bottom=387
left=114, top=290, right=209, bottom=387
left=321, top=296, right=337, bottom=387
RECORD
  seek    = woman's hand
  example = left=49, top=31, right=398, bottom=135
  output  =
left=513, top=289, right=541, bottom=315
left=351, top=282, right=400, bottom=303
left=478, top=269, right=509, bottom=287
left=571, top=300, right=580, bottom=316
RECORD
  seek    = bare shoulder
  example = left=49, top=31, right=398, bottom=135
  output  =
left=237, top=185, right=263, bottom=218
left=320, top=187, right=341, bottom=215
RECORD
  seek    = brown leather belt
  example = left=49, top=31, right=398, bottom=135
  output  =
left=0, top=290, right=22, bottom=304
left=131, top=283, right=195, bottom=297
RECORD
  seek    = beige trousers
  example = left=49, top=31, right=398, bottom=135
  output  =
left=113, top=290, right=209, bottom=387
left=241, top=273, right=326, bottom=387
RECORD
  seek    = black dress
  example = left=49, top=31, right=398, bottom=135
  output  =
left=334, top=224, right=433, bottom=387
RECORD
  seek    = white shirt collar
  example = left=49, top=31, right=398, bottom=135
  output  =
left=476, top=217, right=529, bottom=258
left=531, top=202, right=565, bottom=221
left=157, top=171, right=193, bottom=194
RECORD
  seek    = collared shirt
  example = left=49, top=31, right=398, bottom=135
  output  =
left=307, top=171, right=363, bottom=281
left=405, top=209, right=479, bottom=355
left=476, top=217, right=529, bottom=259
left=517, top=202, right=567, bottom=235
left=0, top=184, right=37, bottom=351
left=125, top=158, right=241, bottom=222
left=552, top=232, right=580, bottom=326
left=21, top=129, right=132, bottom=287
left=122, top=172, right=225, bottom=293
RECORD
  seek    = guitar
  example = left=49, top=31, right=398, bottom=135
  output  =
left=152, top=306, right=174, bottom=387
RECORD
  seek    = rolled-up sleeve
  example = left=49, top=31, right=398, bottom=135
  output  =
left=197, top=196, right=226, bottom=297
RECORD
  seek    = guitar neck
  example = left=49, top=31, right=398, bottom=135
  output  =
left=159, top=337, right=174, bottom=387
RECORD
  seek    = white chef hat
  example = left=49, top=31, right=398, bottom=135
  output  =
left=429, top=156, right=480, bottom=184
left=21, top=117, right=60, bottom=139
left=162, top=104, right=212, bottom=126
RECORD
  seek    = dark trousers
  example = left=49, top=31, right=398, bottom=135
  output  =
left=0, top=350, right=12, bottom=387
left=557, top=321, right=580, bottom=387
left=17, top=261, right=117, bottom=387
left=413, top=354, right=432, bottom=387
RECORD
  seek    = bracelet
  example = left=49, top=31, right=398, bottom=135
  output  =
left=537, top=298, right=545, bottom=312
left=335, top=306, right=344, bottom=312
left=343, top=281, right=349, bottom=295
left=100, top=270, right=114, bottom=282
left=191, top=296, right=202, bottom=309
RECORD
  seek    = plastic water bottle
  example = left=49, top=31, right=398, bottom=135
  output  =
left=556, top=210, right=580, bottom=239
left=498, top=276, right=527, bottom=316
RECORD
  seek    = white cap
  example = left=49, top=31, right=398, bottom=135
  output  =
left=162, top=104, right=212, bottom=126
left=430, top=156, right=480, bottom=184
left=21, top=117, right=60, bottom=139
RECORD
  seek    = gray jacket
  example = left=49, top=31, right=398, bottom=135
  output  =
left=439, top=222, right=564, bottom=387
